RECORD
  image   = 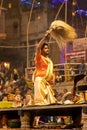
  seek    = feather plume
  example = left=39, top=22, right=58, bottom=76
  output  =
left=49, top=20, right=77, bottom=50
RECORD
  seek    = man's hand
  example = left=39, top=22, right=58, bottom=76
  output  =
left=44, top=30, right=51, bottom=38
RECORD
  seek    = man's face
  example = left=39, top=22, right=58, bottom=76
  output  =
left=41, top=45, right=49, bottom=56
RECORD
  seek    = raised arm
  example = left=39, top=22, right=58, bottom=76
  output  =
left=36, top=30, right=51, bottom=54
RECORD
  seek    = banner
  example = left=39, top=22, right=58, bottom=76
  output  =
left=66, top=51, right=85, bottom=62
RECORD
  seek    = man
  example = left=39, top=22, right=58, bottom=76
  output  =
left=33, top=31, right=57, bottom=105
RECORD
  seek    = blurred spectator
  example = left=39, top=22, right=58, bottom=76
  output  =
left=57, top=92, right=63, bottom=102
left=12, top=94, right=22, bottom=108
left=69, top=66, right=75, bottom=80
left=2, top=94, right=8, bottom=101
left=23, top=89, right=34, bottom=106
left=63, top=88, right=68, bottom=94
left=78, top=60, right=86, bottom=74
left=14, top=87, right=21, bottom=96
left=6, top=86, right=14, bottom=101
left=13, top=68, right=19, bottom=81
left=0, top=85, right=3, bottom=96
left=55, top=72, right=62, bottom=84
left=53, top=89, right=58, bottom=99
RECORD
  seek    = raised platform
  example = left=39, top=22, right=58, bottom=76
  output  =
left=0, top=104, right=87, bottom=128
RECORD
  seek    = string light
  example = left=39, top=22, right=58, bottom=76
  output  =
left=8, top=3, right=12, bottom=9
left=72, top=0, right=77, bottom=6
left=20, top=0, right=39, bottom=8
left=75, top=9, right=87, bottom=17
left=72, top=11, right=76, bottom=16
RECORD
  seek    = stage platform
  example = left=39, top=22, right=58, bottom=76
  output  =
left=0, top=104, right=87, bottom=129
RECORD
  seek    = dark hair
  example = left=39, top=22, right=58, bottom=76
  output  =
left=41, top=43, right=48, bottom=50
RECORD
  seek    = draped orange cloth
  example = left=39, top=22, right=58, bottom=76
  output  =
left=33, top=53, right=57, bottom=105
left=34, top=54, right=54, bottom=82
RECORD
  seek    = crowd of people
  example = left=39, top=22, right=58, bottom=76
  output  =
left=0, top=63, right=34, bottom=106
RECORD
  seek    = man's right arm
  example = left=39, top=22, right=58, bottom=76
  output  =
left=36, top=30, right=51, bottom=54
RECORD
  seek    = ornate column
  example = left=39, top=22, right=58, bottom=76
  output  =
left=82, top=112, right=87, bottom=129
left=20, top=112, right=31, bottom=128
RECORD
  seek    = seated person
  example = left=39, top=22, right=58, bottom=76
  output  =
left=12, top=94, right=22, bottom=108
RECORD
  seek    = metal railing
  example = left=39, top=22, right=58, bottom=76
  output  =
left=25, top=62, right=87, bottom=82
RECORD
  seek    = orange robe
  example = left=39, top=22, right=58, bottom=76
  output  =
left=33, top=53, right=57, bottom=105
